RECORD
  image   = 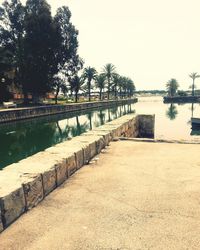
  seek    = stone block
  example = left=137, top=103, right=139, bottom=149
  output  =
left=55, top=161, right=68, bottom=186
left=22, top=174, right=44, bottom=210
left=0, top=184, right=25, bottom=228
left=0, top=209, right=3, bottom=232
left=42, top=168, right=57, bottom=196
left=66, top=154, right=77, bottom=176
left=45, top=147, right=76, bottom=177
left=54, top=142, right=84, bottom=169
left=74, top=149, right=84, bottom=169
left=14, top=157, right=57, bottom=198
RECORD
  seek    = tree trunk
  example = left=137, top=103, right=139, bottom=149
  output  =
left=107, top=78, right=110, bottom=100
left=88, top=82, right=91, bottom=102
left=114, top=85, right=117, bottom=99
left=55, top=86, right=59, bottom=104
left=99, top=89, right=102, bottom=100
left=75, top=91, right=78, bottom=102
left=192, top=79, right=195, bottom=96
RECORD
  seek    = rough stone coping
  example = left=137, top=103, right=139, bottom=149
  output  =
left=0, top=113, right=139, bottom=232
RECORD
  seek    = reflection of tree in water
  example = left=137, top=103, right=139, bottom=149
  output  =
left=110, top=106, right=118, bottom=119
left=86, top=111, right=94, bottom=130
left=166, top=104, right=178, bottom=120
left=69, top=116, right=89, bottom=137
left=0, top=122, right=57, bottom=169
left=95, top=109, right=106, bottom=127
left=191, top=103, right=195, bottom=118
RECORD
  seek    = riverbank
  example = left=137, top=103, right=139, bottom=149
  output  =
left=0, top=98, right=137, bottom=124
left=1, top=140, right=200, bottom=250
left=0, top=113, right=154, bottom=233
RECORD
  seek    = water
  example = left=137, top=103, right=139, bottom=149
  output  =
left=0, top=104, right=134, bottom=169
left=135, top=96, right=200, bottom=141
left=1, top=97, right=200, bottom=170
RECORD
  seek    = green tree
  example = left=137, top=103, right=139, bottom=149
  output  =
left=189, top=72, right=200, bottom=96
left=112, top=73, right=121, bottom=99
left=83, top=66, right=97, bottom=101
left=102, top=63, right=116, bottom=100
left=69, top=75, right=84, bottom=102
left=0, top=0, right=25, bottom=100
left=23, top=0, right=60, bottom=103
left=0, top=47, right=13, bottom=102
left=54, top=6, right=82, bottom=78
left=52, top=76, right=68, bottom=104
left=95, top=73, right=106, bottom=100
left=166, top=78, right=179, bottom=97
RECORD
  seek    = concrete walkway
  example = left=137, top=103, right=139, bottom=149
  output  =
left=1, top=141, right=200, bottom=250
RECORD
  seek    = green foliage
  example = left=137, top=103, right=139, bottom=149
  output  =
left=0, top=0, right=81, bottom=104
left=102, top=63, right=116, bottom=99
left=83, top=66, right=97, bottom=101
left=23, top=0, right=59, bottom=102
left=166, top=78, right=179, bottom=97
left=177, top=90, right=187, bottom=97
left=95, top=73, right=106, bottom=100
left=189, top=72, right=200, bottom=96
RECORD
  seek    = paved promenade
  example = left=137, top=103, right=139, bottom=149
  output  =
left=1, top=140, right=200, bottom=250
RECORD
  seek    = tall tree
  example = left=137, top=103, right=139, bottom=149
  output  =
left=83, top=66, right=97, bottom=101
left=0, top=47, right=13, bottom=102
left=102, top=63, right=116, bottom=100
left=52, top=75, right=68, bottom=104
left=69, top=75, right=84, bottom=102
left=96, top=73, right=106, bottom=100
left=54, top=7, right=78, bottom=71
left=112, top=73, right=121, bottom=99
left=0, top=0, right=25, bottom=99
left=189, top=72, right=200, bottom=96
left=23, top=0, right=60, bottom=103
left=166, top=78, right=179, bottom=97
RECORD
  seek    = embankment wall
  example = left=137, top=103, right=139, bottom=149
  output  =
left=0, top=113, right=154, bottom=233
left=0, top=98, right=137, bottom=124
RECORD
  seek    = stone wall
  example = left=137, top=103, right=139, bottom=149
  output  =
left=0, top=113, right=154, bottom=232
left=0, top=98, right=137, bottom=124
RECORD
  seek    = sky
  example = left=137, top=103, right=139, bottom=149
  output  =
left=1, top=0, right=200, bottom=90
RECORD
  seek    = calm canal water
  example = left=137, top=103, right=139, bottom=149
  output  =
left=135, top=96, right=200, bottom=141
left=0, top=97, right=200, bottom=170
left=0, top=105, right=134, bottom=170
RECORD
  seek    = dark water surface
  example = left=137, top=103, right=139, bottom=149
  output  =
left=1, top=97, right=200, bottom=170
left=0, top=104, right=134, bottom=169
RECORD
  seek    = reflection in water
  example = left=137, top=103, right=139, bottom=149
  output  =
left=191, top=103, right=195, bottom=118
left=134, top=96, right=200, bottom=141
left=166, top=104, right=178, bottom=120
left=0, top=105, right=135, bottom=170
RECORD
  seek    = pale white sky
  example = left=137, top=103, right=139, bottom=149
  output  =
left=1, top=0, right=200, bottom=90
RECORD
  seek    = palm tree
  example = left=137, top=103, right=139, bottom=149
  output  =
left=69, top=75, right=84, bottom=102
left=112, top=73, right=121, bottom=99
left=95, top=73, right=106, bottom=100
left=166, top=79, right=179, bottom=97
left=125, top=78, right=135, bottom=98
left=83, top=66, right=97, bottom=101
left=189, top=73, right=200, bottom=96
left=102, top=63, right=116, bottom=100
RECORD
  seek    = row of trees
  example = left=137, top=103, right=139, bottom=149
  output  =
left=166, top=73, right=200, bottom=97
left=0, top=0, right=135, bottom=104
left=67, top=63, right=135, bottom=103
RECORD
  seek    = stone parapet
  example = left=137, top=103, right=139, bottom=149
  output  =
left=0, top=113, right=154, bottom=232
